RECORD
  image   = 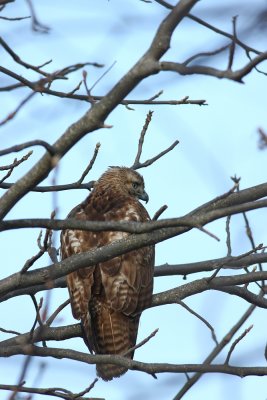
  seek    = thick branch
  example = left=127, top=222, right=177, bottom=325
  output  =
left=1, top=181, right=267, bottom=298
left=1, top=250, right=267, bottom=302
left=1, top=180, right=267, bottom=233
left=0, top=0, right=198, bottom=219
left=151, top=272, right=267, bottom=308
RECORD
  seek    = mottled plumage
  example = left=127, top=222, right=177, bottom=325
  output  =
left=61, top=167, right=154, bottom=380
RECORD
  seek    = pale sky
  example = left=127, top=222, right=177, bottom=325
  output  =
left=1, top=1, right=267, bottom=399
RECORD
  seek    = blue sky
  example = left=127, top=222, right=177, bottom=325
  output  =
left=1, top=1, right=267, bottom=399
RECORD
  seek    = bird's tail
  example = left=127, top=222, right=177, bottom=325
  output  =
left=91, top=304, right=139, bottom=381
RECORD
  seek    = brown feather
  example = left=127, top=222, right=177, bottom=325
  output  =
left=60, top=167, right=154, bottom=380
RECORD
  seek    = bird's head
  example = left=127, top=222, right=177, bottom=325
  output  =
left=97, top=167, right=149, bottom=203
left=124, top=169, right=149, bottom=203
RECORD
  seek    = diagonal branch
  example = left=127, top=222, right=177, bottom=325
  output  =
left=0, top=0, right=199, bottom=220
left=173, top=299, right=259, bottom=399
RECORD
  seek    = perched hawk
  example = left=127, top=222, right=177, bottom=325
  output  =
left=61, top=167, right=154, bottom=380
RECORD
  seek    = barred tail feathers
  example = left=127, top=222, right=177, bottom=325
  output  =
left=92, top=303, right=139, bottom=381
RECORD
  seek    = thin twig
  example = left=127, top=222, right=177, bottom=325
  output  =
left=0, top=37, right=49, bottom=76
left=89, top=60, right=117, bottom=92
left=0, top=152, right=32, bottom=171
left=74, top=378, right=99, bottom=398
left=177, top=299, right=218, bottom=345
left=132, top=140, right=179, bottom=170
left=228, top=15, right=238, bottom=70
left=46, top=299, right=70, bottom=326
left=0, top=152, right=32, bottom=184
left=226, top=215, right=232, bottom=256
left=0, top=92, right=36, bottom=126
left=1, top=383, right=104, bottom=400
left=197, top=226, right=220, bottom=242
left=0, top=327, right=21, bottom=335
left=207, top=244, right=264, bottom=282
left=152, top=205, right=168, bottom=220
left=76, top=143, right=101, bottom=184
left=31, top=296, right=44, bottom=326
left=258, top=127, right=267, bottom=150
left=21, top=217, right=54, bottom=274
left=25, top=0, right=50, bottom=33
left=123, top=328, right=159, bottom=357
left=0, top=15, right=30, bottom=21
left=224, top=325, right=253, bottom=365
left=82, top=70, right=95, bottom=104
left=0, top=181, right=95, bottom=192
left=132, top=110, right=154, bottom=168
left=184, top=44, right=229, bottom=66
left=8, top=356, right=31, bottom=400
left=231, top=175, right=264, bottom=286
left=0, top=140, right=56, bottom=156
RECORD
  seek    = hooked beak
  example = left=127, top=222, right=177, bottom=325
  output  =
left=138, top=190, right=149, bottom=203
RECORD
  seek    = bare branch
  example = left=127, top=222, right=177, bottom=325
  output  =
left=227, top=15, right=238, bottom=70
left=132, top=110, right=154, bottom=168
left=0, top=383, right=104, bottom=400
left=0, top=15, right=30, bottom=21
left=258, top=127, right=267, bottom=150
left=1, top=343, right=267, bottom=378
left=184, top=44, right=229, bottom=66
left=21, top=212, right=55, bottom=273
left=224, top=325, right=253, bottom=365
left=0, top=152, right=32, bottom=171
left=0, top=140, right=56, bottom=156
left=154, top=1, right=262, bottom=55
left=0, top=326, right=21, bottom=335
left=160, top=49, right=267, bottom=83
left=76, top=143, right=100, bottom=184
left=173, top=300, right=259, bottom=399
left=0, top=152, right=32, bottom=184
left=8, top=356, right=32, bottom=400
left=152, top=205, right=168, bottom=220
left=0, top=0, right=199, bottom=220
left=89, top=60, right=117, bottom=92
left=133, top=139, right=179, bottom=170
left=177, top=299, right=218, bottom=345
left=0, top=323, right=81, bottom=348
left=46, top=299, right=70, bottom=326
left=25, top=0, right=50, bottom=33
left=155, top=250, right=267, bottom=278
left=123, top=328, right=159, bottom=356
left=2, top=249, right=267, bottom=302
left=218, top=286, right=266, bottom=308
left=0, top=37, right=50, bottom=76
left=0, top=180, right=95, bottom=192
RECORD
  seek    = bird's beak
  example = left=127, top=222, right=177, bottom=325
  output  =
left=138, top=190, right=149, bottom=203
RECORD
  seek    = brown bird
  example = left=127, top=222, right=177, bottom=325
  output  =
left=61, top=167, right=154, bottom=380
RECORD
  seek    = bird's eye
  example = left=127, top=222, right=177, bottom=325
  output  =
left=132, top=182, right=138, bottom=189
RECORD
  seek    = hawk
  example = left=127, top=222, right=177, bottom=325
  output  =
left=61, top=167, right=154, bottom=380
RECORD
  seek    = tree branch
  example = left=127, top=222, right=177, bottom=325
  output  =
left=0, top=382, right=103, bottom=400
left=173, top=299, right=259, bottom=399
left=160, top=50, right=267, bottom=83
left=0, top=0, right=199, bottom=220
left=1, top=343, right=267, bottom=378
